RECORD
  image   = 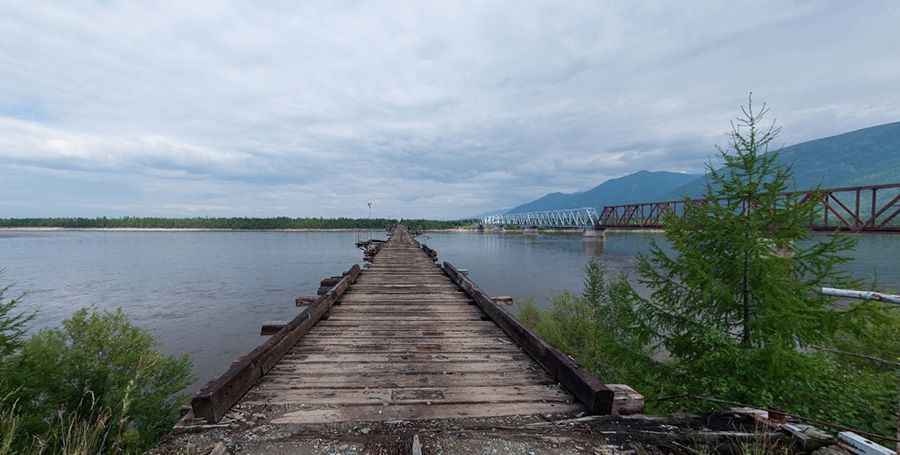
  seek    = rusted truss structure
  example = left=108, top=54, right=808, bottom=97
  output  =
left=598, top=183, right=900, bottom=233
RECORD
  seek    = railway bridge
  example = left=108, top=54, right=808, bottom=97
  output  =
left=482, top=182, right=900, bottom=234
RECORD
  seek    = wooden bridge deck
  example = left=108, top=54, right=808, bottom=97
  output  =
left=188, top=224, right=633, bottom=430
left=237, top=227, right=581, bottom=424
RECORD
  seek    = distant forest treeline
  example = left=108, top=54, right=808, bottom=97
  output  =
left=0, top=217, right=474, bottom=230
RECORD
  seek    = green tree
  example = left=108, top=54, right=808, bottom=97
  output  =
left=635, top=95, right=864, bottom=355
left=0, top=278, right=32, bottom=361
left=627, top=94, right=893, bottom=431
left=521, top=95, right=897, bottom=436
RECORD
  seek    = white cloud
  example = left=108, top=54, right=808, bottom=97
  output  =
left=1, top=1, right=899, bottom=218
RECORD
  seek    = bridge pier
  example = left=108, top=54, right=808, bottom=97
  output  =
left=583, top=226, right=607, bottom=241
left=523, top=226, right=538, bottom=235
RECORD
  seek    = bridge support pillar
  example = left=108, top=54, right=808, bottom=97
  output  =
left=583, top=227, right=607, bottom=241
left=523, top=226, right=538, bottom=235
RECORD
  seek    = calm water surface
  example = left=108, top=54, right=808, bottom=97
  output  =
left=1, top=230, right=897, bottom=391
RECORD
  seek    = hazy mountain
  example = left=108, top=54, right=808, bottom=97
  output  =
left=669, top=121, right=900, bottom=198
left=501, top=121, right=900, bottom=216
left=506, top=171, right=698, bottom=214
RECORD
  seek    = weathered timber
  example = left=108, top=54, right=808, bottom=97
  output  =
left=279, top=352, right=529, bottom=363
left=190, top=263, right=361, bottom=423
left=242, top=384, right=573, bottom=406
left=197, top=225, right=594, bottom=427
left=259, top=320, right=288, bottom=336
left=265, top=360, right=540, bottom=375
left=607, top=383, right=645, bottom=415
left=320, top=276, right=342, bottom=287
left=421, top=244, right=438, bottom=261
left=257, top=371, right=552, bottom=389
left=270, top=402, right=583, bottom=425
left=294, top=295, right=317, bottom=306
left=443, top=260, right=616, bottom=414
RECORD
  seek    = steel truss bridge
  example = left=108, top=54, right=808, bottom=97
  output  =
left=482, top=182, right=900, bottom=234
left=481, top=207, right=599, bottom=228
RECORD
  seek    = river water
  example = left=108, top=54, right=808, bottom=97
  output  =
left=1, top=229, right=897, bottom=391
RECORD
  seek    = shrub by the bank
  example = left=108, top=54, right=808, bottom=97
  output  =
left=0, top=291, right=192, bottom=454
left=0, top=281, right=31, bottom=361
left=520, top=260, right=898, bottom=437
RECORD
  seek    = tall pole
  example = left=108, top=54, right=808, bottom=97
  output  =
left=367, top=201, right=374, bottom=241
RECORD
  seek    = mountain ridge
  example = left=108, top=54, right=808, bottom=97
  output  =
left=505, top=170, right=698, bottom=213
left=668, top=120, right=900, bottom=198
left=499, top=120, right=900, bottom=215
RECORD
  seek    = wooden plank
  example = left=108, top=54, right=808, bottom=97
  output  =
left=260, top=320, right=288, bottom=336
left=314, top=320, right=499, bottom=328
left=339, top=298, right=473, bottom=305
left=334, top=305, right=477, bottom=312
left=267, top=360, right=540, bottom=375
left=338, top=304, right=476, bottom=310
left=314, top=320, right=498, bottom=328
left=326, top=315, right=483, bottom=321
left=190, top=264, right=362, bottom=423
left=443, top=261, right=615, bottom=415
left=297, top=337, right=515, bottom=346
left=243, top=385, right=572, bottom=406
left=279, top=352, right=529, bottom=363
left=257, top=372, right=553, bottom=389
left=328, top=312, right=482, bottom=319
left=271, top=402, right=583, bottom=424
left=358, top=273, right=448, bottom=277
left=345, top=287, right=463, bottom=294
left=352, top=282, right=458, bottom=287
left=339, top=293, right=468, bottom=300
left=607, top=384, right=645, bottom=415
left=340, top=297, right=473, bottom=303
left=292, top=345, right=522, bottom=354
left=330, top=306, right=479, bottom=314
left=305, top=330, right=506, bottom=338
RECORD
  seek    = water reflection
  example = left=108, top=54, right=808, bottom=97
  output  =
left=582, top=236, right=604, bottom=256
left=426, top=231, right=899, bottom=309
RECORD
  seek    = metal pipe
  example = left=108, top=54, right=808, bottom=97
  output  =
left=820, top=287, right=900, bottom=305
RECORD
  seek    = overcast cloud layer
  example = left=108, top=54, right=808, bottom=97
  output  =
left=2, top=1, right=899, bottom=219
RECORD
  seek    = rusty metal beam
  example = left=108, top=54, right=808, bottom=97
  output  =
left=598, top=182, right=900, bottom=234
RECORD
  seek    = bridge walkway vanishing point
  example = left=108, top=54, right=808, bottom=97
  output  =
left=187, top=225, right=636, bottom=427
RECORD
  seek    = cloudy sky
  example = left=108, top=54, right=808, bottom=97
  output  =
left=2, top=1, right=899, bottom=219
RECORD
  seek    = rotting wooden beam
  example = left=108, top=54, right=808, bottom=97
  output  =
left=260, top=321, right=288, bottom=336
left=442, top=260, right=617, bottom=415
left=421, top=244, right=438, bottom=261
left=191, top=263, right=361, bottom=423
left=607, top=384, right=645, bottom=415
left=320, top=276, right=342, bottom=287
